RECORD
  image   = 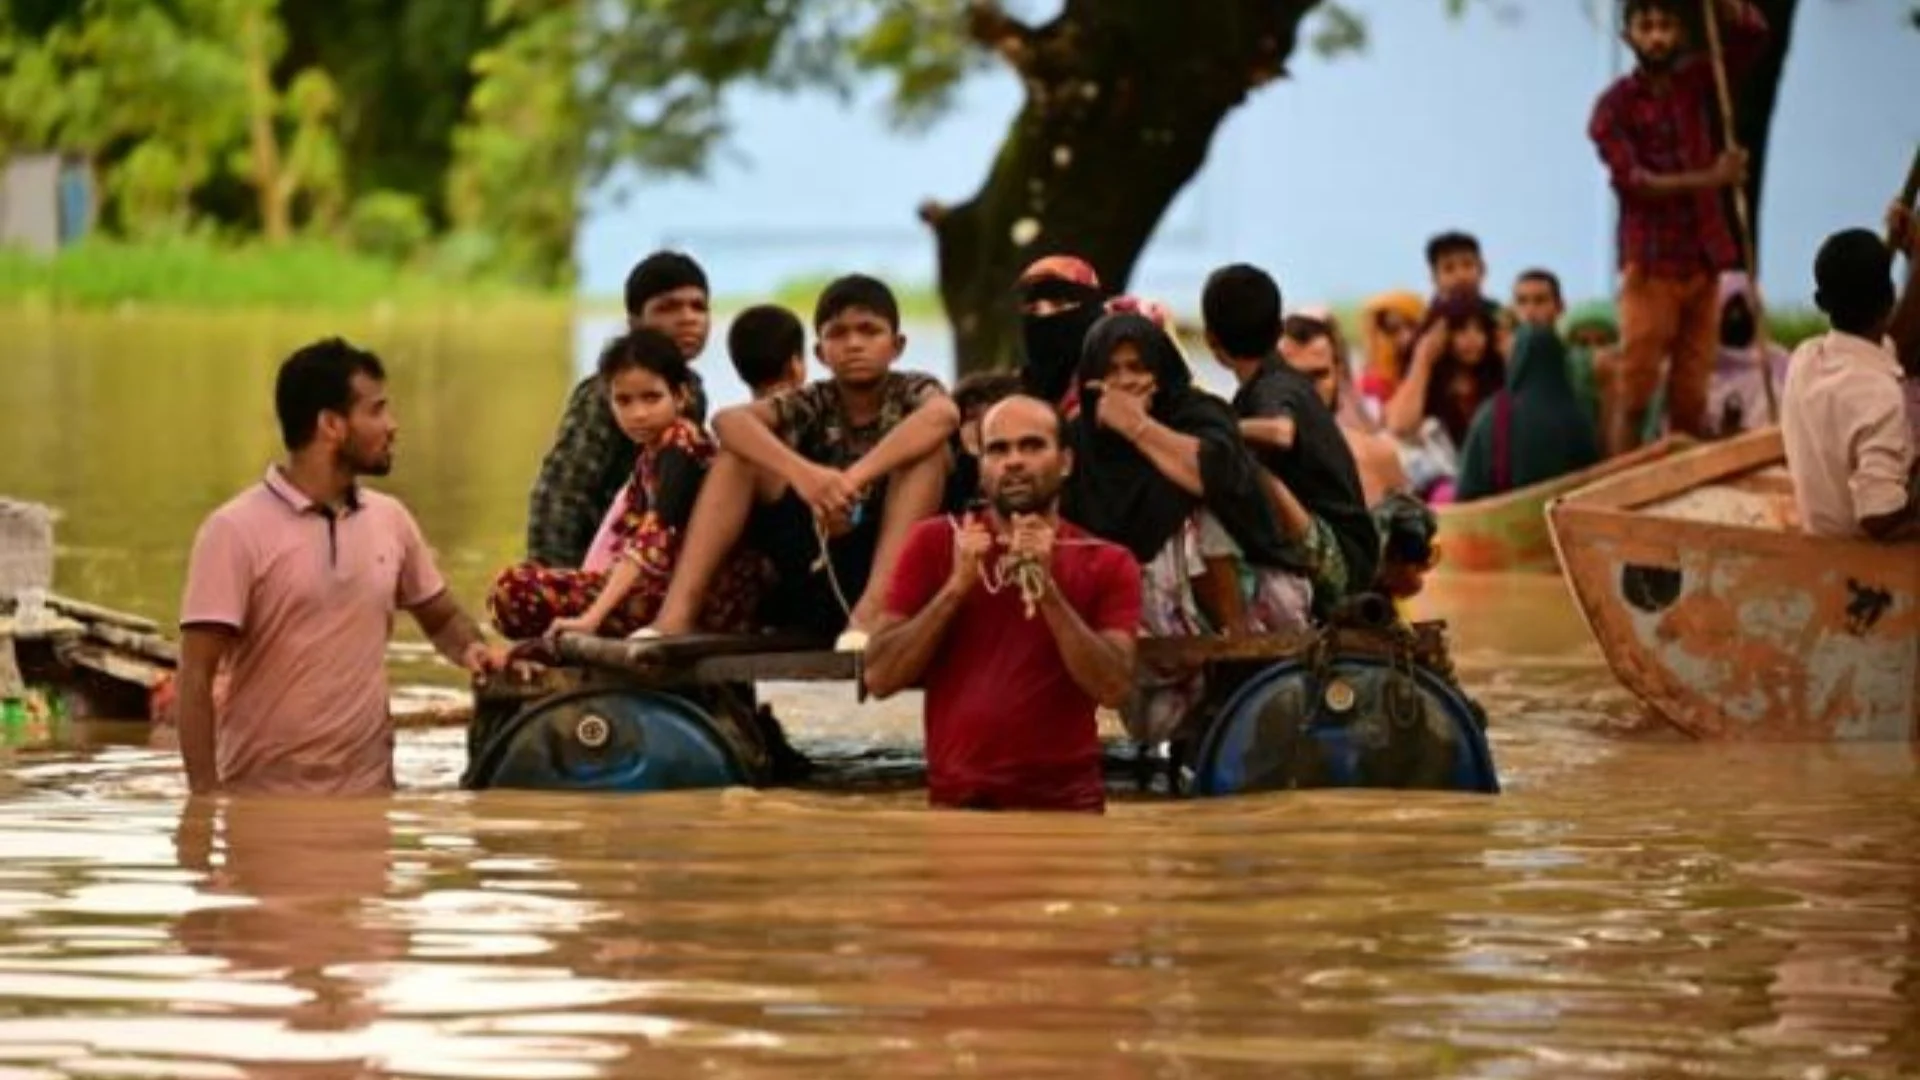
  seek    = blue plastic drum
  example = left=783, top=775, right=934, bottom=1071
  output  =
left=467, top=689, right=750, bottom=792
left=1188, top=655, right=1500, bottom=797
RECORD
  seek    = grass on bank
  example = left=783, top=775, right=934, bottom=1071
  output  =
left=0, top=237, right=564, bottom=311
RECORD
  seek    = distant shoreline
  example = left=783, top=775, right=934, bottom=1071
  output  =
left=0, top=240, right=1831, bottom=347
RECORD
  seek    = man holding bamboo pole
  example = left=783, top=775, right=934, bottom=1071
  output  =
left=1588, top=0, right=1768, bottom=456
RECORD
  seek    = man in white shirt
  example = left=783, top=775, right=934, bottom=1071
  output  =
left=1781, top=211, right=1920, bottom=541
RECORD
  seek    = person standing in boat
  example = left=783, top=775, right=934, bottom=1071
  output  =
left=1781, top=217, right=1920, bottom=542
left=1588, top=0, right=1769, bottom=457
left=864, top=395, right=1141, bottom=813
left=176, top=339, right=507, bottom=796
left=526, top=251, right=713, bottom=569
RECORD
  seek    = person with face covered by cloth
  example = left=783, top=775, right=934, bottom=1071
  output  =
left=1707, top=271, right=1789, bottom=436
left=1016, top=255, right=1107, bottom=409
left=1063, top=305, right=1314, bottom=748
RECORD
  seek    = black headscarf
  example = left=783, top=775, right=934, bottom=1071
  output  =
left=1063, top=312, right=1293, bottom=568
left=1018, top=276, right=1106, bottom=405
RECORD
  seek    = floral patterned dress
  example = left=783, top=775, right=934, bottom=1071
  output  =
left=489, top=420, right=770, bottom=639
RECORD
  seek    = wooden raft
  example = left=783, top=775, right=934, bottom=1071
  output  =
left=478, top=621, right=1455, bottom=704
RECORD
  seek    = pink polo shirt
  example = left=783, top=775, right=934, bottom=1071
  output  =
left=180, top=467, right=446, bottom=795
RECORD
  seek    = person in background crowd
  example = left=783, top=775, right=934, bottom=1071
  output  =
left=1359, top=290, right=1425, bottom=400
left=1280, top=312, right=1410, bottom=506
left=1385, top=290, right=1508, bottom=501
left=1454, top=325, right=1603, bottom=501
left=1706, top=271, right=1789, bottom=436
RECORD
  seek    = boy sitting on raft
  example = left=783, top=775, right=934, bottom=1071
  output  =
left=727, top=304, right=809, bottom=400
left=640, top=274, right=960, bottom=643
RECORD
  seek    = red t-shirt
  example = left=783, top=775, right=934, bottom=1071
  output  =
left=884, top=517, right=1143, bottom=812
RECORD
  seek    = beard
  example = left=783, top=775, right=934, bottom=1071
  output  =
left=344, top=444, right=392, bottom=477
left=1633, top=45, right=1677, bottom=73
left=989, top=475, right=1061, bottom=517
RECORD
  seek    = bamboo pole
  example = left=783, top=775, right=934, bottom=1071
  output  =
left=1889, top=143, right=1920, bottom=246
left=1701, top=0, right=1775, bottom=421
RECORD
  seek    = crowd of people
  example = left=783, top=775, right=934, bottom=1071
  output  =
left=169, top=0, right=1919, bottom=812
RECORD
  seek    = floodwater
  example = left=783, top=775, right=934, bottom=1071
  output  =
left=3, top=312, right=1919, bottom=1078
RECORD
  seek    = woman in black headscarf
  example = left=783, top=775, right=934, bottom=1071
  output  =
left=1063, top=307, right=1315, bottom=745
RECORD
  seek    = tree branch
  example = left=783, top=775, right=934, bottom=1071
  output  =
left=965, top=0, right=1038, bottom=74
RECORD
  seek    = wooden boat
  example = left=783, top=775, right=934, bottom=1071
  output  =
left=1436, top=436, right=1691, bottom=573
left=1546, top=427, right=1919, bottom=741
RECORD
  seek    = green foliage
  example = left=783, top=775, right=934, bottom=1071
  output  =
left=346, top=190, right=431, bottom=262
left=570, top=0, right=979, bottom=187
left=109, top=141, right=202, bottom=238
left=446, top=0, right=582, bottom=286
left=0, top=236, right=558, bottom=308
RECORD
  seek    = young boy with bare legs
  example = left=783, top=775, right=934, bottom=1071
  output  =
left=642, top=275, right=959, bottom=645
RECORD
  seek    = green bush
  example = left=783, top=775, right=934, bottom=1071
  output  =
left=345, top=191, right=432, bottom=263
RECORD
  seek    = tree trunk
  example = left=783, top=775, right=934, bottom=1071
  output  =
left=925, top=1, right=1319, bottom=375
left=241, top=4, right=291, bottom=243
left=1728, top=0, right=1799, bottom=272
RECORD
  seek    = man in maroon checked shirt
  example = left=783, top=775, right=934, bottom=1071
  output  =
left=863, top=395, right=1141, bottom=813
left=1589, top=0, right=1768, bottom=456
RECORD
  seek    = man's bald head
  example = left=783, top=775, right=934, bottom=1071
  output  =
left=982, top=394, right=1068, bottom=448
left=979, top=394, right=1071, bottom=516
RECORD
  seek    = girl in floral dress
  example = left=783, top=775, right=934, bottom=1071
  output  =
left=488, top=330, right=768, bottom=639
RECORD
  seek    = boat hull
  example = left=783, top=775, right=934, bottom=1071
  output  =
left=1548, top=429, right=1919, bottom=741
left=1437, top=437, right=1688, bottom=573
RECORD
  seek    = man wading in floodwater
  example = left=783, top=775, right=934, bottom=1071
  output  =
left=176, top=340, right=508, bottom=795
left=864, top=396, right=1142, bottom=813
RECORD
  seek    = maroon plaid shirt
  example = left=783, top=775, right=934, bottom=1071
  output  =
left=1588, top=1, right=1767, bottom=279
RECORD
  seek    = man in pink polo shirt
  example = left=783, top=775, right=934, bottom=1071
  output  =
left=177, top=339, right=506, bottom=795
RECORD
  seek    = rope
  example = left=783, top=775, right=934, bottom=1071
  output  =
left=945, top=512, right=1103, bottom=620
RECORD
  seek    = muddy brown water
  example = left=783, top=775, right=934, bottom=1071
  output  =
left=2, top=313, right=1917, bottom=1078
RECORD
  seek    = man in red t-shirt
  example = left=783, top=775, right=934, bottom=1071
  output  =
left=865, top=395, right=1142, bottom=812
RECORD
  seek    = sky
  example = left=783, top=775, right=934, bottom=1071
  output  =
left=578, top=0, right=1920, bottom=323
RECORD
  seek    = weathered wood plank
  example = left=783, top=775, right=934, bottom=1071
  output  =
left=43, top=593, right=161, bottom=634
left=541, top=623, right=1451, bottom=688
